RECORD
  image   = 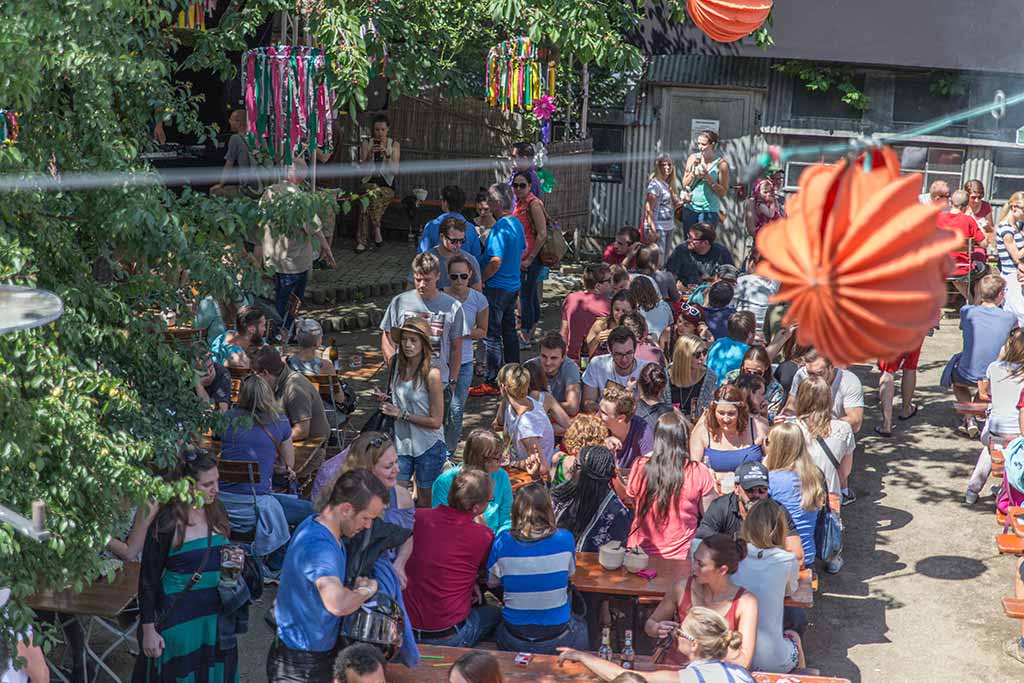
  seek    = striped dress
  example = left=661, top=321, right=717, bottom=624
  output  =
left=155, top=533, right=238, bottom=683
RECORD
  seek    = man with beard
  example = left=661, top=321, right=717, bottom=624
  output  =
left=209, top=304, right=266, bottom=368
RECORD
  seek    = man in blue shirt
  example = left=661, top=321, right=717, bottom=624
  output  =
left=267, top=470, right=388, bottom=683
left=470, top=183, right=526, bottom=396
left=418, top=185, right=481, bottom=260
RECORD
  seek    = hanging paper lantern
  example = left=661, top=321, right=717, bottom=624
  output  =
left=241, top=46, right=336, bottom=165
left=485, top=38, right=554, bottom=113
left=754, top=146, right=962, bottom=366
left=687, top=0, right=772, bottom=43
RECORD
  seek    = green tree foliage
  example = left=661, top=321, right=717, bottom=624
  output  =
left=774, top=60, right=870, bottom=112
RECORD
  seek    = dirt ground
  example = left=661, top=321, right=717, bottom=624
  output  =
left=86, top=273, right=1024, bottom=682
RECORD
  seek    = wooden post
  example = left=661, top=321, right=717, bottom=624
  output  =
left=565, top=54, right=574, bottom=141
left=581, top=62, right=590, bottom=140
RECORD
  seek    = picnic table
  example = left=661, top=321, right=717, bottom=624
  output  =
left=392, top=645, right=851, bottom=683
left=28, top=562, right=140, bottom=683
left=504, top=466, right=535, bottom=491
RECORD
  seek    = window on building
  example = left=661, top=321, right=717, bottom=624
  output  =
left=589, top=124, right=625, bottom=183
left=993, top=149, right=1024, bottom=202
left=781, top=136, right=844, bottom=190
left=789, top=74, right=866, bottom=121
left=892, top=75, right=969, bottom=126
left=891, top=145, right=965, bottom=193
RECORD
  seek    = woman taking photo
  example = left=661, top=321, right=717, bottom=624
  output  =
left=339, top=431, right=415, bottom=587
left=644, top=153, right=686, bottom=255
left=512, top=171, right=548, bottom=345
left=137, top=451, right=238, bottom=683
left=681, top=129, right=730, bottom=231
left=635, top=362, right=674, bottom=429
left=552, top=445, right=632, bottom=552
left=627, top=413, right=716, bottom=560
left=559, top=607, right=755, bottom=683
left=629, top=276, right=673, bottom=342
left=690, top=384, right=767, bottom=473
left=644, top=534, right=757, bottom=668
left=432, top=429, right=513, bottom=535
left=994, top=191, right=1024, bottom=323
left=723, top=345, right=786, bottom=422
left=444, top=254, right=489, bottom=452
left=495, top=363, right=557, bottom=478
left=356, top=114, right=400, bottom=253
left=378, top=317, right=445, bottom=508
left=586, top=290, right=637, bottom=358
left=733, top=499, right=805, bottom=673
left=668, top=334, right=716, bottom=418
left=487, top=483, right=588, bottom=653
left=764, top=422, right=827, bottom=564
left=966, top=327, right=1024, bottom=503
left=795, top=375, right=856, bottom=505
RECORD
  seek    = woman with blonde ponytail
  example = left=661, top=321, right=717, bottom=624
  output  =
left=557, top=606, right=755, bottom=682
left=764, top=422, right=826, bottom=563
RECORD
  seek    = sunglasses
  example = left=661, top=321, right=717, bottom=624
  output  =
left=512, top=182, right=529, bottom=189
left=695, top=348, right=708, bottom=358
left=449, top=272, right=471, bottom=280
left=444, top=236, right=466, bottom=244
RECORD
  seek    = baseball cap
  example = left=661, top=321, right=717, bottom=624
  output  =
left=715, top=264, right=741, bottom=282
left=735, top=461, right=769, bottom=490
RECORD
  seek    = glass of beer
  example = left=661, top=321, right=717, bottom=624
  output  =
left=220, top=545, right=244, bottom=584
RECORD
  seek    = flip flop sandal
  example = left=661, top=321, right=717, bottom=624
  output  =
left=898, top=404, right=919, bottom=421
left=873, top=426, right=893, bottom=438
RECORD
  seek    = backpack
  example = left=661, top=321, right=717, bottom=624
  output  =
left=1002, top=436, right=1024, bottom=500
left=532, top=198, right=567, bottom=268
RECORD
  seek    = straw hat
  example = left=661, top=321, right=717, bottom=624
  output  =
left=392, top=316, right=433, bottom=351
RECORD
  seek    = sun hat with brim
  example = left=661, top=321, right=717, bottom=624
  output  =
left=392, top=316, right=433, bottom=351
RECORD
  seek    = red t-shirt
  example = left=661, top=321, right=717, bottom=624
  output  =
left=937, top=212, right=986, bottom=269
left=561, top=291, right=611, bottom=362
left=603, top=243, right=637, bottom=269
left=404, top=505, right=494, bottom=630
left=626, top=457, right=715, bottom=560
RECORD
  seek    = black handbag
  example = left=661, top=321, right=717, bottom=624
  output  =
left=361, top=359, right=398, bottom=438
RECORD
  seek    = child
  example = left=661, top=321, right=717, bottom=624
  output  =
left=702, top=280, right=737, bottom=341
left=941, top=273, right=1018, bottom=437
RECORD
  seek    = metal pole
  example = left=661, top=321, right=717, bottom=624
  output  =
left=0, top=501, right=51, bottom=542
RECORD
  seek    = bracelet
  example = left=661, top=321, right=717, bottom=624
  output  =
left=399, top=409, right=408, bottom=422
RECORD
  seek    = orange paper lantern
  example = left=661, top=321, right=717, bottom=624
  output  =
left=687, top=0, right=773, bottom=43
left=754, top=146, right=962, bottom=366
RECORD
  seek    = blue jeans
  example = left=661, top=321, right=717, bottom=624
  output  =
left=415, top=605, right=501, bottom=648
left=274, top=271, right=309, bottom=334
left=398, top=439, right=448, bottom=487
left=445, top=361, right=474, bottom=453
left=680, top=206, right=720, bottom=231
left=496, top=615, right=590, bottom=655
left=484, top=286, right=520, bottom=382
left=520, top=258, right=543, bottom=334
left=273, top=493, right=313, bottom=527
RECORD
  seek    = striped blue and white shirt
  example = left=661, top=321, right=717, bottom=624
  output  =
left=996, top=221, right=1024, bottom=275
left=487, top=528, right=576, bottom=627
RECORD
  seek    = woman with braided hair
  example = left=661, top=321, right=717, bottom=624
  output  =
left=551, top=445, right=632, bottom=552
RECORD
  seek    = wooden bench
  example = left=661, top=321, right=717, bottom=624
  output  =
left=1009, top=507, right=1024, bottom=535
left=165, top=326, right=205, bottom=344
left=997, top=533, right=1024, bottom=554
left=1003, top=597, right=1024, bottom=619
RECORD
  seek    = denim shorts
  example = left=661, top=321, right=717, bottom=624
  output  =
left=398, top=440, right=448, bottom=487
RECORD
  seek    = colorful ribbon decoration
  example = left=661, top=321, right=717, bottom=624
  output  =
left=485, top=38, right=555, bottom=113
left=177, top=0, right=217, bottom=30
left=0, top=110, right=18, bottom=146
left=241, top=46, right=336, bottom=165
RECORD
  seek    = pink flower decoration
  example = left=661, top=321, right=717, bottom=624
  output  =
left=533, top=95, right=557, bottom=121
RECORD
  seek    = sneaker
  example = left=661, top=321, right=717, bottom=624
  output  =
left=841, top=489, right=857, bottom=506
left=825, top=555, right=844, bottom=574
left=964, top=489, right=979, bottom=505
left=1003, top=637, right=1024, bottom=665
left=468, top=382, right=501, bottom=397
left=967, top=421, right=980, bottom=439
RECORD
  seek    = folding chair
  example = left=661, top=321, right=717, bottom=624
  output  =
left=285, top=292, right=303, bottom=342
left=217, top=459, right=261, bottom=544
left=304, top=373, right=351, bottom=449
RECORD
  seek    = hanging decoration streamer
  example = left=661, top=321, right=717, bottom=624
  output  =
left=241, top=46, right=335, bottom=166
left=177, top=0, right=218, bottom=30
left=687, top=0, right=772, bottom=43
left=755, top=146, right=961, bottom=366
left=532, top=94, right=557, bottom=143
left=485, top=38, right=555, bottom=113
left=0, top=110, right=18, bottom=146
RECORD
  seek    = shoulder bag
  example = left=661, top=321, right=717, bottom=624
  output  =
left=813, top=437, right=843, bottom=563
left=361, top=358, right=399, bottom=438
left=533, top=198, right=567, bottom=268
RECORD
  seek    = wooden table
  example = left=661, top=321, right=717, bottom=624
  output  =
left=505, top=466, right=536, bottom=491
left=29, top=563, right=141, bottom=683
left=392, top=645, right=851, bottom=683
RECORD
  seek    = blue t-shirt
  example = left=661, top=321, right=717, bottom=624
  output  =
left=704, top=305, right=735, bottom=340
left=276, top=517, right=347, bottom=652
left=959, top=304, right=1019, bottom=382
left=220, top=409, right=291, bottom=495
left=706, top=337, right=749, bottom=388
left=483, top=216, right=526, bottom=292
left=487, top=528, right=575, bottom=627
left=419, top=212, right=481, bottom=260
left=768, top=470, right=818, bottom=561
left=431, top=466, right=513, bottom=535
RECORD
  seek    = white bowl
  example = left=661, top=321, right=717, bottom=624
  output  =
left=598, top=541, right=625, bottom=571
left=413, top=188, right=428, bottom=201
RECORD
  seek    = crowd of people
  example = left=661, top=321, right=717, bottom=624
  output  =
left=11, top=132, right=1024, bottom=683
